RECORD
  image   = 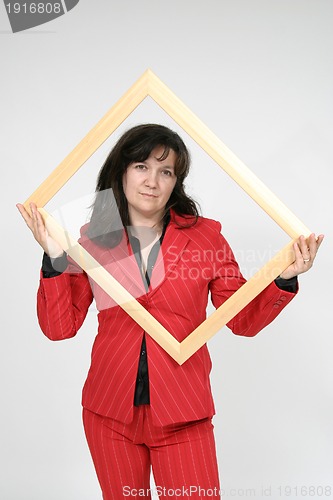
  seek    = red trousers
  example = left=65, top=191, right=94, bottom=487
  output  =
left=83, top=406, right=221, bottom=499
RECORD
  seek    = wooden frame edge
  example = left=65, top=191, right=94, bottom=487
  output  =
left=24, top=69, right=313, bottom=365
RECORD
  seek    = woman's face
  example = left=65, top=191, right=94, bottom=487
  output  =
left=123, top=146, right=177, bottom=223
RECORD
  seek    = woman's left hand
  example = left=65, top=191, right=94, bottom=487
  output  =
left=279, top=233, right=324, bottom=280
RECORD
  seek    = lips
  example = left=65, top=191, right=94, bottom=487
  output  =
left=140, top=192, right=158, bottom=198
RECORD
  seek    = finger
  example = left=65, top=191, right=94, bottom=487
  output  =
left=300, top=234, right=309, bottom=253
left=305, top=233, right=316, bottom=260
left=35, top=208, right=48, bottom=240
left=293, top=240, right=305, bottom=266
left=30, top=202, right=39, bottom=217
left=308, top=233, right=324, bottom=259
left=16, top=203, right=34, bottom=230
left=294, top=242, right=312, bottom=275
left=316, top=234, right=325, bottom=250
left=31, top=203, right=43, bottom=231
left=298, top=235, right=311, bottom=262
left=28, top=203, right=47, bottom=246
left=30, top=203, right=39, bottom=234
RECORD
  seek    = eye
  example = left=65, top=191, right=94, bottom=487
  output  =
left=162, top=169, right=173, bottom=177
left=134, top=164, right=147, bottom=170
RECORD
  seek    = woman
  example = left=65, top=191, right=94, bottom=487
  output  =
left=17, top=124, right=323, bottom=499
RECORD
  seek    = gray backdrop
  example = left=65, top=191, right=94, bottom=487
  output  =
left=1, top=1, right=332, bottom=499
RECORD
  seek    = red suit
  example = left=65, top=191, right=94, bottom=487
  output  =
left=37, top=210, right=296, bottom=426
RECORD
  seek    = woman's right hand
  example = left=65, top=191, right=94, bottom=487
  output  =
left=16, top=202, right=64, bottom=258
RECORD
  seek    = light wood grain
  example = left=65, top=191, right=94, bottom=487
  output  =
left=21, top=69, right=314, bottom=364
left=40, top=207, right=298, bottom=365
left=39, top=208, right=180, bottom=361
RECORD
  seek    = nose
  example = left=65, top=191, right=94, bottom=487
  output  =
left=144, top=169, right=158, bottom=188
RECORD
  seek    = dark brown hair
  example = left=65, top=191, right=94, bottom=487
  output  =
left=87, top=124, right=199, bottom=246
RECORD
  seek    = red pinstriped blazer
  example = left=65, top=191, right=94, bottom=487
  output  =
left=37, top=210, right=297, bottom=426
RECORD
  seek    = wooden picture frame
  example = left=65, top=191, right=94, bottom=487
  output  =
left=24, top=69, right=312, bottom=365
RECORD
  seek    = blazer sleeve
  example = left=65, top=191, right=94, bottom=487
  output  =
left=209, top=223, right=298, bottom=337
left=37, top=256, right=93, bottom=341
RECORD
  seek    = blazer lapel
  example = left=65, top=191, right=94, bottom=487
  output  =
left=85, top=231, right=147, bottom=298
left=148, top=212, right=191, bottom=295
left=83, top=211, right=193, bottom=301
left=102, top=210, right=192, bottom=297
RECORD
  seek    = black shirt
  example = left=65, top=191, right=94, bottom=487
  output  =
left=128, top=214, right=170, bottom=405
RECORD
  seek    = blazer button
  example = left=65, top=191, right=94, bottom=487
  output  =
left=280, top=296, right=287, bottom=301
left=273, top=304, right=279, bottom=309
